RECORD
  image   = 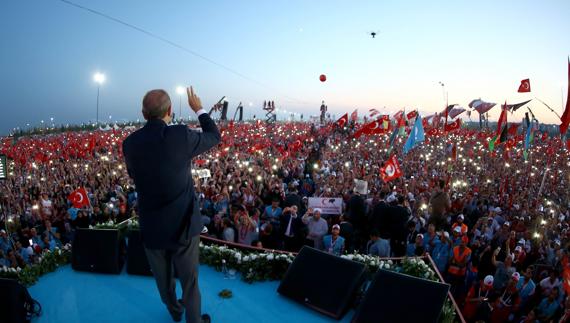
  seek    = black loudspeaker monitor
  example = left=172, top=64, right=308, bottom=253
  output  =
left=352, top=269, right=450, bottom=323
left=126, top=229, right=153, bottom=276
left=72, top=228, right=124, bottom=274
left=277, top=246, right=366, bottom=320
left=0, top=278, right=40, bottom=323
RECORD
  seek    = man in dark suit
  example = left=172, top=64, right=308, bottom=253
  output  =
left=390, top=195, right=411, bottom=257
left=370, top=191, right=391, bottom=240
left=280, top=206, right=306, bottom=252
left=123, top=87, right=220, bottom=323
left=346, top=191, right=366, bottom=250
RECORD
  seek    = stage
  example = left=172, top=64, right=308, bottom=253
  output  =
left=29, top=265, right=352, bottom=323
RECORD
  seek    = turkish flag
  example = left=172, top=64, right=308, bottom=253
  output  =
left=68, top=187, right=90, bottom=209
left=336, top=113, right=349, bottom=127
left=393, top=110, right=404, bottom=121
left=406, top=110, right=418, bottom=120
left=444, top=119, right=461, bottom=132
left=289, top=139, right=302, bottom=152
left=518, top=79, right=531, bottom=93
left=380, top=155, right=403, bottom=182
left=426, top=128, right=439, bottom=137
left=352, top=120, right=380, bottom=138
left=350, top=109, right=358, bottom=122
left=195, top=159, right=207, bottom=166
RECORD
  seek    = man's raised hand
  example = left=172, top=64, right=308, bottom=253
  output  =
left=187, top=86, right=203, bottom=113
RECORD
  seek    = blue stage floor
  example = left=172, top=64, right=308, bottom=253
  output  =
left=29, top=265, right=352, bottom=323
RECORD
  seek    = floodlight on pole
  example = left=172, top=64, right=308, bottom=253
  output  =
left=176, top=86, right=185, bottom=121
left=94, top=72, right=105, bottom=125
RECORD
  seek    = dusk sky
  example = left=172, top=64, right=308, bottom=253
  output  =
left=1, top=0, right=569, bottom=135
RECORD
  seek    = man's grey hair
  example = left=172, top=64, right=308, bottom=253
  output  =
left=142, top=89, right=171, bottom=120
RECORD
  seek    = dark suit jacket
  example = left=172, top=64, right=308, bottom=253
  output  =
left=390, top=205, right=410, bottom=242
left=371, top=201, right=391, bottom=239
left=347, top=194, right=366, bottom=230
left=123, top=115, right=220, bottom=249
left=279, top=212, right=306, bottom=240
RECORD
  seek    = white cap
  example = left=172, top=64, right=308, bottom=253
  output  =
left=386, top=194, right=397, bottom=203
left=483, top=275, right=494, bottom=286
left=514, top=246, right=523, bottom=252
left=313, top=208, right=322, bottom=214
left=457, top=214, right=464, bottom=220
left=443, top=231, right=450, bottom=238
left=332, top=224, right=340, bottom=230
left=512, top=272, right=521, bottom=282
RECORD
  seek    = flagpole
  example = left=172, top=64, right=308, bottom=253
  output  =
left=534, top=97, right=562, bottom=119
left=537, top=167, right=549, bottom=199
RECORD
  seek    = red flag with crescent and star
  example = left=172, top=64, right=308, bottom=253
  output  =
left=518, top=79, right=531, bottom=93
left=380, top=155, right=403, bottom=182
left=350, top=109, right=358, bottom=122
left=68, top=187, right=90, bottom=209
left=444, top=119, right=462, bottom=133
left=335, top=113, right=349, bottom=128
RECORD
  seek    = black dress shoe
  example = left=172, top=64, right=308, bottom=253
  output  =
left=201, top=313, right=211, bottom=323
left=169, top=310, right=182, bottom=322
left=169, top=300, right=184, bottom=322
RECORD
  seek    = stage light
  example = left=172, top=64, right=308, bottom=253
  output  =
left=94, top=72, right=105, bottom=84
left=176, top=86, right=185, bottom=95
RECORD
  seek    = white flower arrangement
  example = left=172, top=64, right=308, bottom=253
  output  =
left=0, top=242, right=72, bottom=286
left=198, top=243, right=295, bottom=283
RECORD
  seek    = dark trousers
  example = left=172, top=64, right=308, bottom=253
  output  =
left=145, top=236, right=201, bottom=323
left=390, top=239, right=406, bottom=257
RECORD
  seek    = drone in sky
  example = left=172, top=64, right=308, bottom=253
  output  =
left=368, top=30, right=380, bottom=38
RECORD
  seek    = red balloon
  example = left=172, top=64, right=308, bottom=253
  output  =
left=319, top=74, right=326, bottom=82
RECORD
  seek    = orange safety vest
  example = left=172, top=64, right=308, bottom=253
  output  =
left=448, top=246, right=471, bottom=276
left=452, top=222, right=468, bottom=234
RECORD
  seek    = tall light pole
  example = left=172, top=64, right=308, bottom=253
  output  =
left=94, top=72, right=106, bottom=125
left=176, top=86, right=185, bottom=121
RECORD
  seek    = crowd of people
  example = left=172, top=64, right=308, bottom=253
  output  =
left=1, top=115, right=569, bottom=322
